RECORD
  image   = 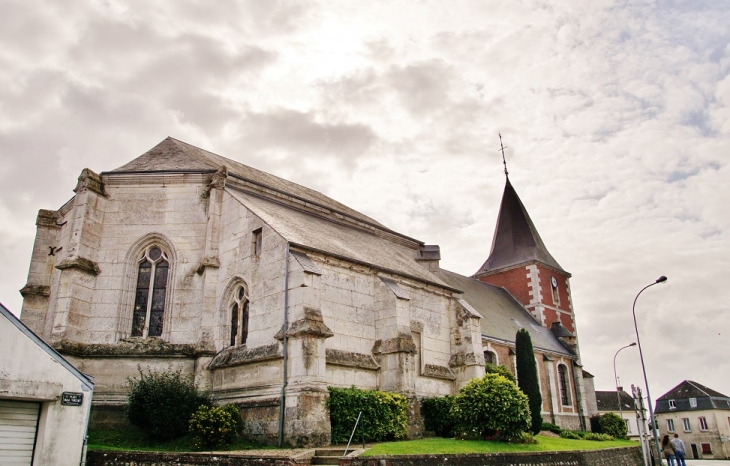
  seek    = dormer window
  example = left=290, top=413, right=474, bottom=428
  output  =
left=689, top=397, right=697, bottom=408
left=669, top=399, right=677, bottom=409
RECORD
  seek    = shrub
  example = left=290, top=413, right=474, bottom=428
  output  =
left=189, top=405, right=238, bottom=449
left=560, top=430, right=581, bottom=439
left=585, top=432, right=615, bottom=441
left=515, top=329, right=542, bottom=434
left=328, top=387, right=408, bottom=444
left=541, top=422, right=562, bottom=434
left=484, top=363, right=515, bottom=383
left=220, top=404, right=243, bottom=436
left=421, top=396, right=456, bottom=437
left=126, top=366, right=210, bottom=441
left=510, top=432, right=539, bottom=444
left=598, top=412, right=628, bottom=439
left=450, top=373, right=530, bottom=441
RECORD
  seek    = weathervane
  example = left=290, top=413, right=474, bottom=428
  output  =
left=498, top=133, right=509, bottom=178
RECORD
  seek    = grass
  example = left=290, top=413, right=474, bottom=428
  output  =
left=87, top=429, right=276, bottom=452
left=362, top=435, right=638, bottom=456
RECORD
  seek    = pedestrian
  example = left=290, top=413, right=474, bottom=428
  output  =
left=672, top=434, right=687, bottom=466
left=662, top=434, right=676, bottom=466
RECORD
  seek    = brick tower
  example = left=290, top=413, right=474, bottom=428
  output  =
left=473, top=179, right=577, bottom=337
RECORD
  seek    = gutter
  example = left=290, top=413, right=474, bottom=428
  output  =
left=277, top=243, right=290, bottom=447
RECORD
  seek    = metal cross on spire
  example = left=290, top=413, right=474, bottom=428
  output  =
left=498, top=133, right=509, bottom=178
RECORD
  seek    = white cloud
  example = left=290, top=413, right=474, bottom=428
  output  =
left=0, top=0, right=728, bottom=400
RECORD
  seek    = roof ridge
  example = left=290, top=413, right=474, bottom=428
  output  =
left=686, top=380, right=710, bottom=397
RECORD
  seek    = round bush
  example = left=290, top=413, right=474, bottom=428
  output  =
left=126, top=367, right=210, bottom=441
left=189, top=405, right=237, bottom=449
left=450, top=373, right=530, bottom=441
left=598, top=413, right=628, bottom=439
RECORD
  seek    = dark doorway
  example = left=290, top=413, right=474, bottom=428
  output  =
left=691, top=443, right=699, bottom=459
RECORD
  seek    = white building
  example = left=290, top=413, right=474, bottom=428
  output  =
left=0, top=303, right=93, bottom=466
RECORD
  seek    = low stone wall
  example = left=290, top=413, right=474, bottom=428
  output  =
left=86, top=450, right=311, bottom=466
left=87, top=446, right=642, bottom=466
left=341, top=446, right=644, bottom=466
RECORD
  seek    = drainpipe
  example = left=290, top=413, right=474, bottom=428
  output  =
left=277, top=242, right=290, bottom=447
left=572, top=361, right=586, bottom=431
left=79, top=381, right=94, bottom=466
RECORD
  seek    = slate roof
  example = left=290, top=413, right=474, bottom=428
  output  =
left=655, top=381, right=730, bottom=413
left=596, top=390, right=634, bottom=412
left=658, top=380, right=729, bottom=400
left=435, top=269, right=573, bottom=356
left=109, top=137, right=386, bottom=228
left=227, top=190, right=453, bottom=289
left=475, top=179, right=565, bottom=276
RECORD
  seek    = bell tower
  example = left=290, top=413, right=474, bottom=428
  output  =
left=473, top=178, right=576, bottom=335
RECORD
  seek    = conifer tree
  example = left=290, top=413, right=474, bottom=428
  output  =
left=515, top=328, right=542, bottom=434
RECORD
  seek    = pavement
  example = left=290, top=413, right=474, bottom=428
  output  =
left=686, top=460, right=730, bottom=466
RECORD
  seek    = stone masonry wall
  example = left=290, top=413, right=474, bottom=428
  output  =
left=342, top=446, right=643, bottom=466
left=86, top=446, right=643, bottom=466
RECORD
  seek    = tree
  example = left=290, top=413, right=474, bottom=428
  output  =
left=450, top=373, right=530, bottom=441
left=515, top=328, right=542, bottom=434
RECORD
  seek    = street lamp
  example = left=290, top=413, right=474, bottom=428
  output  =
left=613, top=342, right=637, bottom=421
left=632, top=276, right=667, bottom=465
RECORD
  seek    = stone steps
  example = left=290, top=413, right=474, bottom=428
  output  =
left=311, top=449, right=350, bottom=465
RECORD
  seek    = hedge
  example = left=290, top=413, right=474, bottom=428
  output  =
left=328, top=387, right=408, bottom=444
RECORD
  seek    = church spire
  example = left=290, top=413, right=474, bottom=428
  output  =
left=474, top=179, right=565, bottom=276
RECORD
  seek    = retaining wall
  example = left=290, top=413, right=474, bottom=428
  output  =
left=87, top=445, right=643, bottom=466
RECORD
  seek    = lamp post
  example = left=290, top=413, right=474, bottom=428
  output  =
left=632, top=276, right=667, bottom=465
left=613, top=342, right=637, bottom=421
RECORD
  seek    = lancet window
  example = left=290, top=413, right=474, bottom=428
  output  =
left=131, top=246, right=169, bottom=337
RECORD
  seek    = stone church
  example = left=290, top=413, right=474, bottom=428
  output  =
left=20, top=137, right=594, bottom=446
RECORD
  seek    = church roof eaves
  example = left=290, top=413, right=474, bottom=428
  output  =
left=475, top=179, right=566, bottom=277
left=226, top=189, right=458, bottom=293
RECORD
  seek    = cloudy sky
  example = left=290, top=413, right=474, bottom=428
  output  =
left=1, top=0, right=728, bottom=403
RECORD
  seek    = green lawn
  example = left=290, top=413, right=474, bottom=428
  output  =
left=362, top=436, right=638, bottom=456
left=87, top=429, right=275, bottom=452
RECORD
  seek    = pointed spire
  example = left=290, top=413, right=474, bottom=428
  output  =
left=475, top=179, right=565, bottom=276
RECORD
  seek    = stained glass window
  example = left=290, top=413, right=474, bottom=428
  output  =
left=131, top=246, right=170, bottom=337
left=558, top=364, right=571, bottom=406
left=230, top=285, right=249, bottom=346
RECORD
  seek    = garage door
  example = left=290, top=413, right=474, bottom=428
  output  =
left=0, top=400, right=40, bottom=466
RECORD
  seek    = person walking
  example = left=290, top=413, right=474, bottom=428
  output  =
left=672, top=434, right=687, bottom=466
left=662, top=434, right=676, bottom=466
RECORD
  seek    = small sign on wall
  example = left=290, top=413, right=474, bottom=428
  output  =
left=61, top=392, right=84, bottom=406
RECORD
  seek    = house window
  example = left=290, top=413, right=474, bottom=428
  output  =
left=484, top=350, right=496, bottom=365
left=558, top=364, right=570, bottom=406
left=667, top=419, right=675, bottom=432
left=727, top=417, right=730, bottom=427
left=689, top=397, right=697, bottom=408
left=683, top=418, right=691, bottom=431
left=701, top=443, right=712, bottom=454
left=625, top=419, right=632, bottom=433
left=669, top=399, right=677, bottom=409
left=252, top=228, right=262, bottom=256
left=229, top=285, right=249, bottom=347
left=699, top=417, right=708, bottom=431
left=131, top=246, right=169, bottom=337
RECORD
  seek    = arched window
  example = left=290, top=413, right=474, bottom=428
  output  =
left=229, top=284, right=249, bottom=347
left=558, top=364, right=571, bottom=406
left=131, top=246, right=169, bottom=337
left=484, top=350, right=496, bottom=365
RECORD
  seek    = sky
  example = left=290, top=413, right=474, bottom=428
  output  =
left=1, top=0, right=728, bottom=405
